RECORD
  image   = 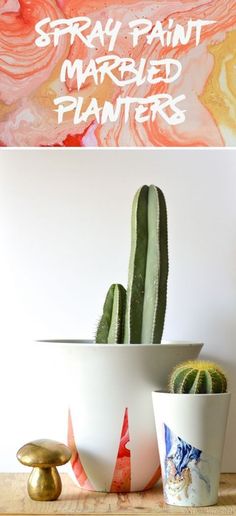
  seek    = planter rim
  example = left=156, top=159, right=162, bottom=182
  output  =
left=152, top=390, right=231, bottom=398
left=36, top=340, right=203, bottom=349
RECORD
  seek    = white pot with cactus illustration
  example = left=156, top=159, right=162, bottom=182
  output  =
left=152, top=361, right=231, bottom=506
left=40, top=185, right=202, bottom=492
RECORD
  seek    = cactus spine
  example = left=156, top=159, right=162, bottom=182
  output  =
left=96, top=284, right=126, bottom=344
left=169, top=360, right=227, bottom=394
left=124, top=185, right=168, bottom=344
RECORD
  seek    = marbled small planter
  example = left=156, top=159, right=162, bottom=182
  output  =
left=152, top=391, right=231, bottom=507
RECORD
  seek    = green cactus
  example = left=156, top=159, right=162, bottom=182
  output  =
left=169, top=360, right=227, bottom=394
left=124, top=185, right=168, bottom=344
left=96, top=284, right=126, bottom=344
left=95, top=184, right=168, bottom=344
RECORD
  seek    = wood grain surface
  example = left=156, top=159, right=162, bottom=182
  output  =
left=0, top=473, right=236, bottom=516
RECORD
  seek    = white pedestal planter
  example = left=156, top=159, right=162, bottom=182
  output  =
left=43, top=341, right=202, bottom=493
left=152, top=391, right=231, bottom=506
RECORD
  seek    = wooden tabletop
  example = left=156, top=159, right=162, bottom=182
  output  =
left=0, top=473, right=236, bottom=516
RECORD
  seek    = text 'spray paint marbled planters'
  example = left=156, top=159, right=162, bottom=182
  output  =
left=152, top=391, right=231, bottom=507
left=1, top=1, right=236, bottom=147
left=42, top=341, right=202, bottom=493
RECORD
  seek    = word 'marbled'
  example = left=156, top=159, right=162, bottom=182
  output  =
left=60, top=57, right=182, bottom=90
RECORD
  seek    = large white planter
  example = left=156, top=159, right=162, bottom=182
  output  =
left=152, top=391, right=231, bottom=506
left=44, top=341, right=202, bottom=492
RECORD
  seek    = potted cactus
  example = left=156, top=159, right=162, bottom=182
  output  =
left=152, top=360, right=231, bottom=507
left=41, top=185, right=202, bottom=492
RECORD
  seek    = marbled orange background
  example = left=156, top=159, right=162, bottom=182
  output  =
left=0, top=0, right=236, bottom=146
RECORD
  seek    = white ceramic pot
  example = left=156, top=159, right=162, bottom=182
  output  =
left=152, top=391, right=231, bottom=506
left=44, top=341, right=202, bottom=492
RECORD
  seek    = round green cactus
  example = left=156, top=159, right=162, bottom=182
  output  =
left=169, top=360, right=227, bottom=394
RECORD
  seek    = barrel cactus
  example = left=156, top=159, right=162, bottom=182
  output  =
left=169, top=360, right=227, bottom=394
left=95, top=185, right=168, bottom=344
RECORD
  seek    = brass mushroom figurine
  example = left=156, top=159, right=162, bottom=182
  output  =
left=17, top=439, right=71, bottom=501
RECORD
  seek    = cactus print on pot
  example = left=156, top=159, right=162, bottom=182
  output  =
left=162, top=424, right=219, bottom=507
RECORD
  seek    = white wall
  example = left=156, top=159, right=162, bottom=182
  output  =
left=0, top=149, right=235, bottom=472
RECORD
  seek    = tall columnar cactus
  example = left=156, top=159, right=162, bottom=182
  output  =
left=169, top=360, right=228, bottom=394
left=96, top=284, right=126, bottom=344
left=124, top=185, right=168, bottom=344
left=95, top=184, right=168, bottom=344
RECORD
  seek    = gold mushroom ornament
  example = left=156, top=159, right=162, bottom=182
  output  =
left=16, top=439, right=72, bottom=501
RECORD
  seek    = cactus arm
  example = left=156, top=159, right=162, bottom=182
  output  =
left=96, top=284, right=115, bottom=344
left=141, top=185, right=168, bottom=343
left=96, top=284, right=126, bottom=344
left=124, top=186, right=149, bottom=344
left=107, top=284, right=126, bottom=343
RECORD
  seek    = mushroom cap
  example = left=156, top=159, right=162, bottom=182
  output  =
left=17, top=439, right=71, bottom=468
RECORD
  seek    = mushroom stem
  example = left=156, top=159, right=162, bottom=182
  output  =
left=28, top=466, right=62, bottom=501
